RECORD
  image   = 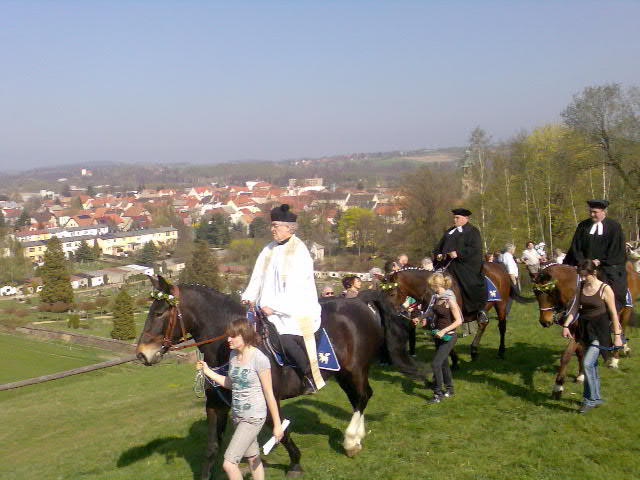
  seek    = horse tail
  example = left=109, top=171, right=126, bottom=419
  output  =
left=509, top=283, right=535, bottom=304
left=366, top=292, right=427, bottom=381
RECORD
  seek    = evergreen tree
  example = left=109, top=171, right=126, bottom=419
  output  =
left=75, top=240, right=94, bottom=263
left=39, top=236, right=73, bottom=307
left=15, top=209, right=31, bottom=229
left=137, top=241, right=159, bottom=266
left=92, top=242, right=102, bottom=260
left=179, top=240, right=222, bottom=290
left=110, top=288, right=136, bottom=340
left=249, top=217, right=269, bottom=239
left=60, top=183, right=71, bottom=197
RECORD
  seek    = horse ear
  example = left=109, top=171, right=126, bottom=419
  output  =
left=148, top=275, right=160, bottom=290
left=157, top=275, right=172, bottom=294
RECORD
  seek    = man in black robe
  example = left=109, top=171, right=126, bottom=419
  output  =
left=564, top=199, right=627, bottom=311
left=433, top=208, right=487, bottom=318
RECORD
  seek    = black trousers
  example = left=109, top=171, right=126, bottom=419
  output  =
left=280, top=334, right=311, bottom=377
left=408, top=323, right=416, bottom=356
left=431, top=335, right=457, bottom=393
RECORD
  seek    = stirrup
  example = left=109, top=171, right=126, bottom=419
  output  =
left=303, top=376, right=317, bottom=395
left=477, top=311, right=489, bottom=324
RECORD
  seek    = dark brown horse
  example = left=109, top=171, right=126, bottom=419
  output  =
left=136, top=276, right=422, bottom=479
left=533, top=263, right=638, bottom=398
left=384, top=263, right=532, bottom=360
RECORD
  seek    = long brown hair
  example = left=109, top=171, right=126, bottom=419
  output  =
left=225, top=318, right=260, bottom=346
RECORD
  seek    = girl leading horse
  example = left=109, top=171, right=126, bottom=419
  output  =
left=383, top=263, right=532, bottom=360
left=136, top=276, right=423, bottom=480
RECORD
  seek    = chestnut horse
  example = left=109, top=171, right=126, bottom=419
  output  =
left=384, top=263, right=533, bottom=360
left=136, top=276, right=422, bottom=479
left=532, top=263, right=638, bottom=399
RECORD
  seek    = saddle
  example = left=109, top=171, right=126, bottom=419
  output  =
left=252, top=311, right=340, bottom=372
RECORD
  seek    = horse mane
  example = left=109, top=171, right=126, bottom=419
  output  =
left=178, top=283, right=246, bottom=329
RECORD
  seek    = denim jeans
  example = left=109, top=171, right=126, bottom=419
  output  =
left=583, top=340, right=603, bottom=407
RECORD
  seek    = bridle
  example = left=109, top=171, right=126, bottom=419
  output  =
left=534, top=270, right=581, bottom=326
left=158, top=285, right=227, bottom=351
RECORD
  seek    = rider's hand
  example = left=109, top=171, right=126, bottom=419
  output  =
left=448, top=251, right=458, bottom=259
left=561, top=326, right=573, bottom=339
left=273, top=424, right=284, bottom=442
left=592, top=259, right=601, bottom=266
left=261, top=306, right=274, bottom=316
left=196, top=360, right=206, bottom=371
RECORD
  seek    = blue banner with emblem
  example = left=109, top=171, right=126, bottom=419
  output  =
left=485, top=276, right=501, bottom=302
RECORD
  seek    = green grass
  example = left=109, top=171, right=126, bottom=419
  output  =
left=1, top=303, right=639, bottom=480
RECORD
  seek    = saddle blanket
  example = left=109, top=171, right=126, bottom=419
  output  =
left=485, top=276, right=501, bottom=302
left=626, top=289, right=633, bottom=308
left=272, top=328, right=341, bottom=372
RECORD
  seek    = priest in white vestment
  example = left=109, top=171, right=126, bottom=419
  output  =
left=242, top=204, right=321, bottom=392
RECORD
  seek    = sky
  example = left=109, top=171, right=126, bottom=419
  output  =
left=1, top=1, right=639, bottom=171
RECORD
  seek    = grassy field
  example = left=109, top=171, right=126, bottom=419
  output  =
left=1, top=303, right=639, bottom=480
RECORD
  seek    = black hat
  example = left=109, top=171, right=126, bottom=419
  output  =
left=586, top=199, right=609, bottom=209
left=451, top=208, right=472, bottom=217
left=270, top=204, right=297, bottom=222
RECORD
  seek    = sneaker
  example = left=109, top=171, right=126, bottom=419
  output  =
left=578, top=403, right=598, bottom=414
left=427, top=394, right=442, bottom=404
left=443, top=389, right=454, bottom=398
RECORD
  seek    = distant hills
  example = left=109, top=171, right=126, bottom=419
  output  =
left=0, top=146, right=464, bottom=192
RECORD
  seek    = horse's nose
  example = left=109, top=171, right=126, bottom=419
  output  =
left=136, top=352, right=151, bottom=365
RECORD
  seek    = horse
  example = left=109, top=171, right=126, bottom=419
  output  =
left=383, top=263, right=533, bottom=360
left=532, top=262, right=638, bottom=399
left=136, top=276, right=423, bottom=479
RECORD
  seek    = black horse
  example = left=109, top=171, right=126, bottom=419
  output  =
left=136, top=276, right=423, bottom=479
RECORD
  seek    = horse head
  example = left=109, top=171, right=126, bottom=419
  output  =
left=136, top=275, right=184, bottom=365
left=532, top=265, right=577, bottom=327
left=379, top=272, right=407, bottom=310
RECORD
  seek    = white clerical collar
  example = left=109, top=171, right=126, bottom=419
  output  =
left=589, top=221, right=603, bottom=235
left=448, top=226, right=463, bottom=235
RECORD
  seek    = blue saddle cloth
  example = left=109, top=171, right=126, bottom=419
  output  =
left=626, top=289, right=633, bottom=307
left=485, top=276, right=501, bottom=302
left=272, top=328, right=341, bottom=372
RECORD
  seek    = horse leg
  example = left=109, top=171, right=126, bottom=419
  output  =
left=552, top=339, right=577, bottom=400
left=268, top=401, right=303, bottom=477
left=620, top=306, right=631, bottom=357
left=495, top=302, right=508, bottom=360
left=201, top=403, right=229, bottom=480
left=575, top=341, right=585, bottom=383
left=336, top=369, right=373, bottom=457
left=470, top=321, right=489, bottom=361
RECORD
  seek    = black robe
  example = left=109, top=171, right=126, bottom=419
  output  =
left=564, top=217, right=627, bottom=310
left=433, top=223, right=486, bottom=313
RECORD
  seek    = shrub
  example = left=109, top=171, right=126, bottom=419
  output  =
left=67, top=314, right=80, bottom=329
left=38, top=303, right=51, bottom=312
left=49, top=302, right=71, bottom=313
left=136, top=297, right=149, bottom=307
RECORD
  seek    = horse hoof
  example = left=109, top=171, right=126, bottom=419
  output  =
left=345, top=445, right=362, bottom=458
left=551, top=390, right=562, bottom=400
left=286, top=465, right=304, bottom=478
left=497, top=351, right=505, bottom=360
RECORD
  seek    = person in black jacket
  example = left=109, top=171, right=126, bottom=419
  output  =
left=564, top=200, right=627, bottom=312
left=433, top=208, right=487, bottom=320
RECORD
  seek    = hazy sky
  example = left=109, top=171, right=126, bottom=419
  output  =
left=1, top=1, right=639, bottom=171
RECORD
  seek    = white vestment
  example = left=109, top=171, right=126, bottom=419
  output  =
left=242, top=235, right=321, bottom=336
